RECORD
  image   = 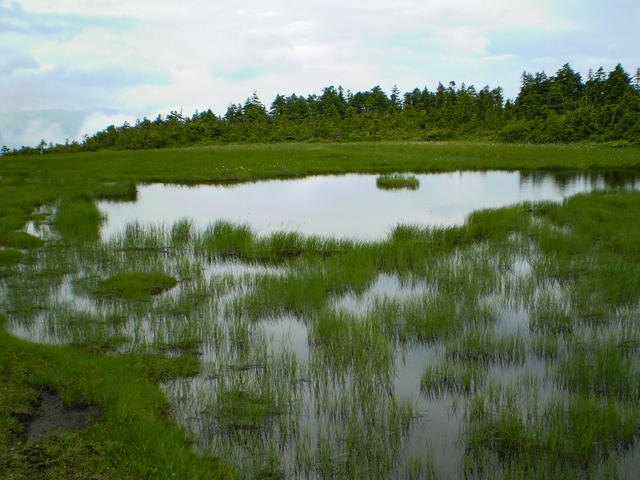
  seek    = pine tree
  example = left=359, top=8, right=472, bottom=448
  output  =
left=390, top=85, right=402, bottom=110
left=633, top=68, right=640, bottom=92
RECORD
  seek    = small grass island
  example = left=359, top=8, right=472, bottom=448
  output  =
left=96, top=272, right=178, bottom=298
left=376, top=173, right=420, bottom=190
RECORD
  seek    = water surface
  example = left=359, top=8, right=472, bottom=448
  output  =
left=99, top=171, right=639, bottom=239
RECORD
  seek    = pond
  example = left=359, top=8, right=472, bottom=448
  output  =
left=98, top=170, right=640, bottom=239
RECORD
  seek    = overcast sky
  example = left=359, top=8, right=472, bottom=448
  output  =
left=1, top=0, right=638, bottom=149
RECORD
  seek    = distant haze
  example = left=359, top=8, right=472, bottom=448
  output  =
left=1, top=0, right=639, bottom=149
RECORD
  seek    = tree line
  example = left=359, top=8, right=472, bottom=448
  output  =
left=3, top=62, right=639, bottom=156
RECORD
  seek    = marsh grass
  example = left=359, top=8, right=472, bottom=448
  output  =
left=555, top=331, right=640, bottom=402
left=376, top=173, right=420, bottom=190
left=208, top=384, right=287, bottom=432
left=163, top=337, right=306, bottom=479
left=309, top=308, right=395, bottom=383
left=530, top=334, right=563, bottom=360
left=0, top=232, right=44, bottom=249
left=463, top=386, right=638, bottom=478
left=195, top=220, right=255, bottom=259
left=296, top=391, right=417, bottom=479
left=54, top=196, right=106, bottom=244
left=421, top=359, right=487, bottom=397
left=0, top=248, right=22, bottom=267
left=446, top=330, right=526, bottom=365
left=529, top=292, right=573, bottom=334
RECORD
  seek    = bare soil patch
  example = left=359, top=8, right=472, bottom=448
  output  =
left=17, top=389, right=96, bottom=442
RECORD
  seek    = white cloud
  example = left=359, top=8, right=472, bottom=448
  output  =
left=0, top=0, right=638, bottom=149
left=0, top=109, right=84, bottom=148
left=76, top=110, right=137, bottom=139
left=0, top=54, right=39, bottom=75
left=483, top=54, right=518, bottom=61
left=434, top=25, right=491, bottom=56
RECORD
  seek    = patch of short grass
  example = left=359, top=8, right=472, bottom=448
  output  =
left=96, top=272, right=178, bottom=298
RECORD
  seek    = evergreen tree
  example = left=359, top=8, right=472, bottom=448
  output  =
left=5, top=61, right=638, bottom=156
left=390, top=85, right=401, bottom=107
left=604, top=64, right=633, bottom=103
left=243, top=92, right=267, bottom=121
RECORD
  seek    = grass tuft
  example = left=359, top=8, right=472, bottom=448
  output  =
left=421, top=359, right=487, bottom=397
left=376, top=173, right=420, bottom=190
left=0, top=232, right=44, bottom=249
left=96, top=272, right=178, bottom=298
left=0, top=248, right=23, bottom=267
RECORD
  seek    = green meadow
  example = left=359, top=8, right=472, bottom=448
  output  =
left=1, top=141, right=640, bottom=479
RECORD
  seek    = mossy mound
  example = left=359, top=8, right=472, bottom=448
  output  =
left=96, top=272, right=178, bottom=298
left=0, top=232, right=44, bottom=249
left=0, top=248, right=23, bottom=267
left=376, top=174, right=420, bottom=190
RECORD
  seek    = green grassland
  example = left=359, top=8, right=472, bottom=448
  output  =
left=3, top=141, right=640, bottom=186
left=1, top=141, right=640, bottom=479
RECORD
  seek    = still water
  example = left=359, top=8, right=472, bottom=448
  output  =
left=99, top=171, right=639, bottom=239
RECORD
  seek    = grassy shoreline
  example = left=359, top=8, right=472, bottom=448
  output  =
left=2, top=141, right=640, bottom=185
left=0, top=315, right=232, bottom=479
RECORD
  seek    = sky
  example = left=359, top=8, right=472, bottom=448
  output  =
left=1, top=0, right=638, bottom=150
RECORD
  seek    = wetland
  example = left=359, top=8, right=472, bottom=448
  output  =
left=2, top=141, right=640, bottom=479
